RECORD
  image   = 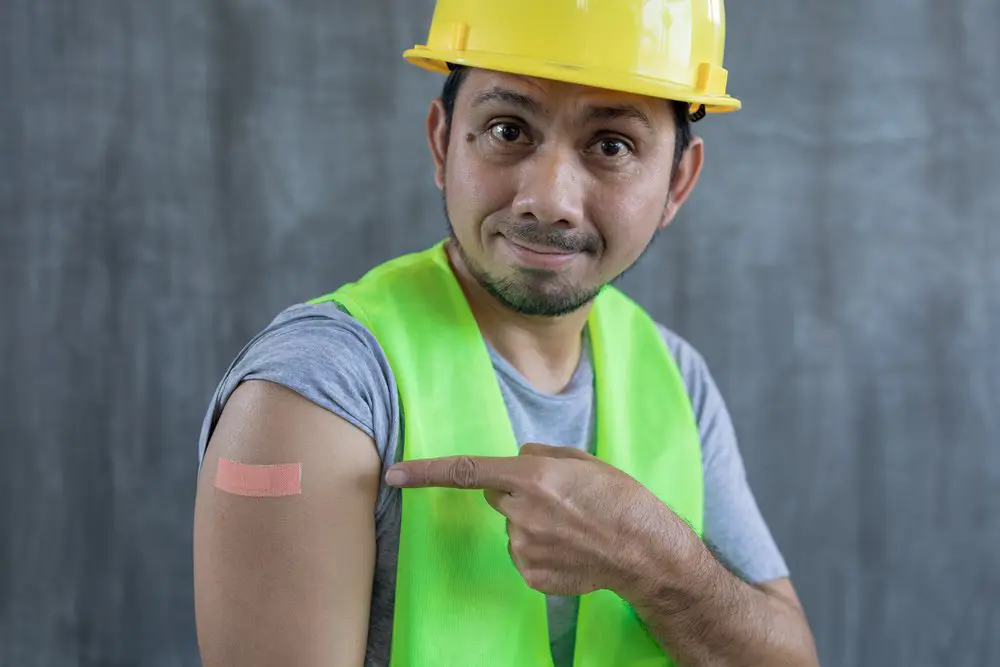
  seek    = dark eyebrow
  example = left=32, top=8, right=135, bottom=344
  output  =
left=470, top=87, right=545, bottom=116
left=585, top=105, right=653, bottom=132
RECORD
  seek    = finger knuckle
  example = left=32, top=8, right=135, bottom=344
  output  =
left=528, top=462, right=559, bottom=495
left=530, top=463, right=565, bottom=502
left=507, top=524, right=527, bottom=550
left=449, top=456, right=479, bottom=489
left=520, top=518, right=545, bottom=541
left=519, top=443, right=543, bottom=457
left=521, top=568, right=547, bottom=591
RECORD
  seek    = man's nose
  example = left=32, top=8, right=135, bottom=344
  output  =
left=510, top=146, right=586, bottom=228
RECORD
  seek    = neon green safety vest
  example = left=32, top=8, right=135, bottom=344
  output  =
left=309, top=241, right=703, bottom=667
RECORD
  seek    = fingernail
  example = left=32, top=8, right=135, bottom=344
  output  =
left=385, top=468, right=408, bottom=486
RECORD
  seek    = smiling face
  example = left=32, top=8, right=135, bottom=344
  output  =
left=427, top=68, right=704, bottom=317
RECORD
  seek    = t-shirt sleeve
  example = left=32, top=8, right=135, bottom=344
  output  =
left=657, top=325, right=790, bottom=585
left=196, top=301, right=402, bottom=519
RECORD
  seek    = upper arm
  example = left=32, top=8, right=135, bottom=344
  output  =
left=194, top=379, right=382, bottom=667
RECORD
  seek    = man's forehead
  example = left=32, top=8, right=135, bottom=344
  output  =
left=461, top=68, right=667, bottom=119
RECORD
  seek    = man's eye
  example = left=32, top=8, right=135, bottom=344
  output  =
left=594, top=138, right=631, bottom=157
left=490, top=123, right=524, bottom=143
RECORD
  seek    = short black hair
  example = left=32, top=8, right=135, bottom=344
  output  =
left=440, top=65, right=692, bottom=174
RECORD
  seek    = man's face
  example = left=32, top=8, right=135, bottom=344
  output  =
left=429, top=68, right=702, bottom=317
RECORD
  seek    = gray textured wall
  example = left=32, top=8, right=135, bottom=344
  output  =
left=2, top=1, right=998, bottom=665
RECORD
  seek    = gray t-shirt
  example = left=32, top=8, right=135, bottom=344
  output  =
left=197, top=302, right=788, bottom=667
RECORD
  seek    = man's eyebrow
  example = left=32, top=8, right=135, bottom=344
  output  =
left=470, top=87, right=545, bottom=116
left=585, top=105, right=654, bottom=132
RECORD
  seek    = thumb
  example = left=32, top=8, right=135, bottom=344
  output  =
left=519, top=443, right=595, bottom=461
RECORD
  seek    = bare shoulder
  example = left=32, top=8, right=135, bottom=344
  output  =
left=194, top=379, right=381, bottom=667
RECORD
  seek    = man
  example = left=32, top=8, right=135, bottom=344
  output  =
left=193, top=1, right=819, bottom=665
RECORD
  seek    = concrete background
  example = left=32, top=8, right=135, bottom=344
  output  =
left=2, top=0, right=998, bottom=664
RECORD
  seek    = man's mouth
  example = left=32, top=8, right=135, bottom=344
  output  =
left=502, top=236, right=581, bottom=269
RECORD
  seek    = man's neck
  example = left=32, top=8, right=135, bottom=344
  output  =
left=445, top=241, right=590, bottom=394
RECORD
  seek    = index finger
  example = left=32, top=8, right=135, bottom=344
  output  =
left=385, top=455, right=529, bottom=491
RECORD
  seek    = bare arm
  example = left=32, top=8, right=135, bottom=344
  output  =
left=620, top=537, right=820, bottom=667
left=388, top=446, right=819, bottom=667
left=194, top=380, right=381, bottom=667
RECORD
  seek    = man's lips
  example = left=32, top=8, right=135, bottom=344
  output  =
left=502, top=236, right=581, bottom=269
left=506, top=238, right=579, bottom=255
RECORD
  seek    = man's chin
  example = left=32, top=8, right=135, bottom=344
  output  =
left=486, top=280, right=602, bottom=318
left=452, top=240, right=599, bottom=316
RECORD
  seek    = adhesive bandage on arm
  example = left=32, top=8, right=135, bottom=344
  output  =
left=214, top=458, right=302, bottom=497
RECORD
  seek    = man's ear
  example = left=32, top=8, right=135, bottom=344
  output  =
left=426, top=99, right=449, bottom=191
left=660, top=136, right=705, bottom=229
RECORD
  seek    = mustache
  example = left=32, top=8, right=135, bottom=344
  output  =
left=500, top=220, right=603, bottom=254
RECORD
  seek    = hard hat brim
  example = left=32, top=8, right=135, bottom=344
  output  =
left=403, top=47, right=741, bottom=114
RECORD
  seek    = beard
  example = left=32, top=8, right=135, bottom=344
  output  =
left=444, top=208, right=606, bottom=317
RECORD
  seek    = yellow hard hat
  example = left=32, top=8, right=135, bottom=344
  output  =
left=403, top=0, right=740, bottom=116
